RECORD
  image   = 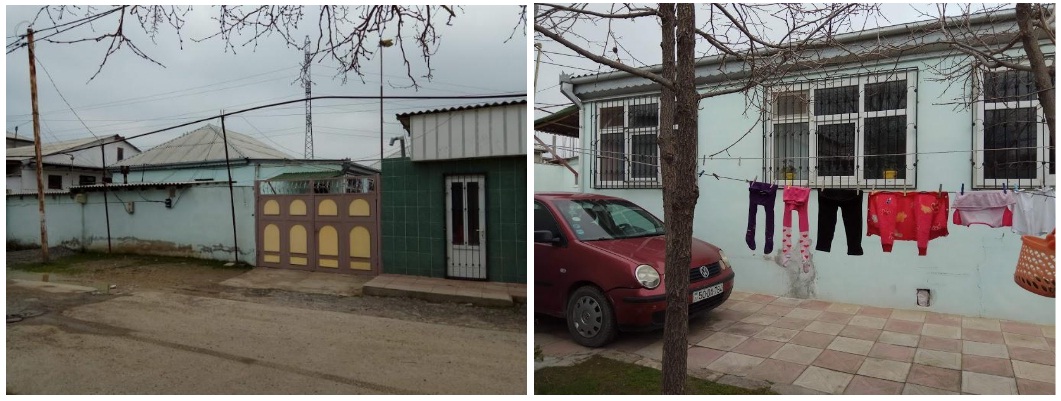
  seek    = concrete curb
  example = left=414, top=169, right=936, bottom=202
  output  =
left=363, top=284, right=515, bottom=307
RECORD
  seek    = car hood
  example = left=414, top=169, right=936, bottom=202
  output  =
left=583, top=235, right=721, bottom=273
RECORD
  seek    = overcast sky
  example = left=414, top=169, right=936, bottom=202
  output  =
left=5, top=5, right=527, bottom=163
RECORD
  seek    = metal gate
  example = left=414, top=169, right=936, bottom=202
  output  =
left=445, top=174, right=487, bottom=279
left=255, top=174, right=380, bottom=274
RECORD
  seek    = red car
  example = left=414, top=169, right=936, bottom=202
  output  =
left=534, top=192, right=735, bottom=347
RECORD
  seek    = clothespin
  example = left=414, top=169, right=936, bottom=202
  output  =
left=1003, top=182, right=1007, bottom=194
left=960, top=183, right=964, bottom=195
left=698, top=170, right=705, bottom=178
left=712, top=173, right=720, bottom=181
left=938, top=183, right=943, bottom=198
left=903, top=183, right=908, bottom=196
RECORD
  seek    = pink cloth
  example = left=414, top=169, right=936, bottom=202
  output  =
left=780, top=186, right=812, bottom=269
left=951, top=191, right=1015, bottom=228
left=867, top=191, right=949, bottom=256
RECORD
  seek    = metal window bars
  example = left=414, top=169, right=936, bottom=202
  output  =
left=976, top=65, right=1054, bottom=189
left=591, top=95, right=662, bottom=189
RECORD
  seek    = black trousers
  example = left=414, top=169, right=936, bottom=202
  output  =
left=816, top=189, right=864, bottom=255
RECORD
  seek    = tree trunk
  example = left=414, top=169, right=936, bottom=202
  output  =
left=659, top=2, right=698, bottom=395
left=1015, top=4, right=1055, bottom=155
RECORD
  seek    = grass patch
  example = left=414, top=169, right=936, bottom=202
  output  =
left=8, top=251, right=249, bottom=273
left=535, top=355, right=775, bottom=395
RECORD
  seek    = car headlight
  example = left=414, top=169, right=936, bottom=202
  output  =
left=719, top=250, right=731, bottom=270
left=634, top=264, right=660, bottom=289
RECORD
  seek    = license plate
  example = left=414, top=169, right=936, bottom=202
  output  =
left=692, top=283, right=724, bottom=303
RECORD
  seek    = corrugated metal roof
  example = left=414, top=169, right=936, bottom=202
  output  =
left=395, top=99, right=526, bottom=120
left=265, top=171, right=344, bottom=181
left=7, top=136, right=109, bottom=158
left=114, top=124, right=293, bottom=167
left=6, top=189, right=70, bottom=196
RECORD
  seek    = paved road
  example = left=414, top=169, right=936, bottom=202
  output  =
left=7, top=291, right=526, bottom=394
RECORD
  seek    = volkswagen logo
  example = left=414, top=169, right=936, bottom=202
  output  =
left=699, top=265, right=710, bottom=279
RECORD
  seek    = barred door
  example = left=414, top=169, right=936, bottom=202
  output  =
left=445, top=174, right=487, bottom=279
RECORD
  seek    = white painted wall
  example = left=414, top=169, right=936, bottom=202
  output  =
left=571, top=56, right=1055, bottom=324
left=410, top=103, right=526, bottom=161
left=534, top=163, right=580, bottom=193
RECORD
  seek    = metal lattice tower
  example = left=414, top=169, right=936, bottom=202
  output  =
left=303, top=36, right=314, bottom=159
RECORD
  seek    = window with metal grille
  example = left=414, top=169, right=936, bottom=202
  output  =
left=47, top=175, right=62, bottom=190
left=974, top=65, right=1054, bottom=188
left=766, top=69, right=917, bottom=189
left=78, top=175, right=96, bottom=186
left=592, top=96, right=660, bottom=188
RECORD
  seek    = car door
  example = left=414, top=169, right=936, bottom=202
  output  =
left=534, top=201, right=568, bottom=316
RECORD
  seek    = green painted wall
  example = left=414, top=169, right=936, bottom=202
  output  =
left=381, top=156, right=526, bottom=283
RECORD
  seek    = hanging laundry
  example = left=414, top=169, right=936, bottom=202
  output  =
left=779, top=185, right=812, bottom=271
left=951, top=191, right=1015, bottom=228
left=1012, top=188, right=1056, bottom=236
left=867, top=191, right=949, bottom=256
left=816, top=189, right=864, bottom=255
left=746, top=181, right=778, bottom=254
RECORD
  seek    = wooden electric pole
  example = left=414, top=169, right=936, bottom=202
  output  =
left=27, top=28, right=49, bottom=263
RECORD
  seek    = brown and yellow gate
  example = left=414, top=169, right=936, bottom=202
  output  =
left=255, top=174, right=380, bottom=274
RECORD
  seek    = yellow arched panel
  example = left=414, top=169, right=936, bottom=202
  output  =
left=290, top=199, right=307, bottom=216
left=263, top=200, right=280, bottom=215
left=263, top=224, right=280, bottom=252
left=290, top=225, right=308, bottom=254
left=349, top=199, right=371, bottom=217
left=350, top=226, right=371, bottom=259
left=318, top=199, right=338, bottom=216
left=319, top=226, right=338, bottom=256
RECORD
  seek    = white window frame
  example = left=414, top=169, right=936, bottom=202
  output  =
left=765, top=70, right=918, bottom=189
left=594, top=98, right=662, bottom=187
left=973, top=64, right=1054, bottom=188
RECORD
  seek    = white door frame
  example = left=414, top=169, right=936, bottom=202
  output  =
left=445, top=174, right=487, bottom=279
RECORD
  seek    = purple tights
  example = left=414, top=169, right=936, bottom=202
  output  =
left=746, top=182, right=778, bottom=253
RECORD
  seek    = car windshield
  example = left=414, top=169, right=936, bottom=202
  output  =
left=551, top=198, right=665, bottom=241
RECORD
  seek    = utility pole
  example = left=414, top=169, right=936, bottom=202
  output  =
left=303, top=35, right=314, bottom=159
left=379, top=38, right=393, bottom=166
left=27, top=28, right=49, bottom=263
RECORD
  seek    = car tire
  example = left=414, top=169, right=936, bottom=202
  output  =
left=565, top=285, right=617, bottom=347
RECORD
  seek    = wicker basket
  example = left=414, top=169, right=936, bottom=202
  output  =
left=1014, top=230, right=1055, bottom=298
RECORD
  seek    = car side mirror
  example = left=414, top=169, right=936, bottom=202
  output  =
left=534, top=230, right=561, bottom=245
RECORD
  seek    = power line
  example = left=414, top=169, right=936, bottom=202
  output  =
left=34, top=56, right=99, bottom=140
left=539, top=60, right=601, bottom=73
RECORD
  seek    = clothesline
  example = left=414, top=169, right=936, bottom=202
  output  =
left=696, top=170, right=1057, bottom=198
left=547, top=143, right=1055, bottom=162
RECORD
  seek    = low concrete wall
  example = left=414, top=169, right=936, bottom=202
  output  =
left=534, top=163, right=580, bottom=193
left=6, top=185, right=256, bottom=263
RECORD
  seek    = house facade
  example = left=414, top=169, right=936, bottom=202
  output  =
left=382, top=100, right=527, bottom=283
left=555, top=14, right=1054, bottom=324
left=6, top=135, right=141, bottom=193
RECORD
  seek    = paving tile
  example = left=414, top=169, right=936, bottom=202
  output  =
left=921, top=323, right=961, bottom=339
left=1016, top=378, right=1056, bottom=395
left=705, top=352, right=764, bottom=376
left=746, top=357, right=807, bottom=385
left=771, top=343, right=824, bottom=365
left=962, top=327, right=1005, bottom=344
left=914, top=348, right=961, bottom=370
left=701, top=317, right=737, bottom=332
left=1001, top=321, right=1046, bottom=336
left=773, top=317, right=812, bottom=331
left=813, top=349, right=866, bottom=374
left=883, top=319, right=923, bottom=335
left=1008, top=346, right=1055, bottom=366
left=713, top=309, right=751, bottom=322
left=793, top=365, right=853, bottom=394
left=907, top=363, right=961, bottom=392
left=540, top=339, right=591, bottom=357
left=1003, top=332, right=1050, bottom=350
left=925, top=312, right=963, bottom=326
left=848, top=315, right=887, bottom=330
left=687, top=346, right=726, bottom=368
left=963, top=317, right=1002, bottom=332
left=919, top=335, right=962, bottom=352
left=902, top=383, right=959, bottom=395
left=786, top=308, right=823, bottom=320
left=754, top=326, right=799, bottom=343
left=634, top=341, right=667, bottom=361
left=721, top=322, right=766, bottom=337
left=728, top=291, right=751, bottom=301
left=757, top=304, right=794, bottom=317
left=1012, top=360, right=1055, bottom=383
left=868, top=343, right=915, bottom=362
left=789, top=331, right=834, bottom=349
left=878, top=331, right=920, bottom=347
left=688, top=328, right=717, bottom=345
left=1042, top=326, right=1055, bottom=338
left=962, top=371, right=1018, bottom=395
left=733, top=338, right=785, bottom=358
left=770, top=297, right=804, bottom=307
left=844, top=375, right=903, bottom=395
left=799, top=299, right=832, bottom=310
left=745, top=293, right=778, bottom=304
left=857, top=306, right=892, bottom=318
left=728, top=301, right=766, bottom=314
left=697, top=332, right=749, bottom=351
left=825, top=302, right=861, bottom=315
left=963, top=340, right=1010, bottom=359
left=816, top=311, right=853, bottom=325
left=890, top=309, right=926, bottom=322
left=963, top=353, right=1015, bottom=378
left=827, top=337, right=874, bottom=355
left=740, top=314, right=780, bottom=326
left=804, top=321, right=844, bottom=336
left=839, top=325, right=881, bottom=341
left=857, top=357, right=911, bottom=382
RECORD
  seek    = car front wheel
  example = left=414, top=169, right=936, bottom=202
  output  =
left=565, top=286, right=617, bottom=347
